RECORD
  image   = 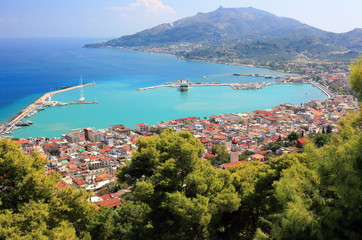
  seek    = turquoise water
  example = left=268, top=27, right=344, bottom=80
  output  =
left=12, top=83, right=326, bottom=138
left=0, top=38, right=327, bottom=138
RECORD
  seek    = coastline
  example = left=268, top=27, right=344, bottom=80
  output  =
left=0, top=40, right=336, bottom=138
left=0, top=83, right=96, bottom=136
left=86, top=45, right=340, bottom=97
left=85, top=45, right=268, bottom=70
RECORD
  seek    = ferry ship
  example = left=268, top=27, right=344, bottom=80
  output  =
left=179, top=83, right=189, bottom=92
left=177, top=78, right=190, bottom=92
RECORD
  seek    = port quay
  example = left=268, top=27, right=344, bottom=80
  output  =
left=0, top=83, right=96, bottom=135
left=136, top=73, right=333, bottom=99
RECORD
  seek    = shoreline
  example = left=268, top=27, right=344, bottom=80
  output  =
left=1, top=45, right=335, bottom=138
left=84, top=45, right=279, bottom=71
left=0, top=83, right=96, bottom=135
left=2, top=81, right=332, bottom=139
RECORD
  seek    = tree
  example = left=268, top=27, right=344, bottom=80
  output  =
left=262, top=142, right=283, bottom=154
left=350, top=56, right=362, bottom=100
left=287, top=131, right=299, bottom=142
left=49, top=148, right=58, bottom=156
left=210, top=144, right=230, bottom=165
left=263, top=112, right=362, bottom=239
left=326, top=124, right=333, bottom=134
left=0, top=139, right=95, bottom=239
left=244, top=150, right=255, bottom=156
left=313, top=133, right=330, bottom=148
left=117, top=130, right=242, bottom=239
left=118, top=129, right=204, bottom=185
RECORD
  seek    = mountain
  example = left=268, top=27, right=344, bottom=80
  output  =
left=86, top=7, right=327, bottom=47
left=322, top=28, right=362, bottom=50
left=85, top=7, right=362, bottom=62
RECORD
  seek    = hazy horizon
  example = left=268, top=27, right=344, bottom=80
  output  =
left=1, top=0, right=362, bottom=38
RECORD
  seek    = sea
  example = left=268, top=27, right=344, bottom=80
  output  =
left=0, top=38, right=328, bottom=138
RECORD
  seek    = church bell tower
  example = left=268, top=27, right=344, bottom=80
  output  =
left=230, top=139, right=239, bottom=163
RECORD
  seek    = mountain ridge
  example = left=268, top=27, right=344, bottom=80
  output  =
left=85, top=7, right=362, bottom=62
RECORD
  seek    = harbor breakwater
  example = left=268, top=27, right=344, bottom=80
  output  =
left=0, top=83, right=96, bottom=135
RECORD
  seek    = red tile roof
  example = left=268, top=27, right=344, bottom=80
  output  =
left=221, top=161, right=248, bottom=168
left=253, top=110, right=276, bottom=117
left=73, top=177, right=86, bottom=186
left=98, top=198, right=123, bottom=208
left=100, top=194, right=112, bottom=201
left=14, top=140, right=29, bottom=144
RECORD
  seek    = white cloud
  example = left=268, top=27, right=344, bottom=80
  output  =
left=108, top=0, right=176, bottom=15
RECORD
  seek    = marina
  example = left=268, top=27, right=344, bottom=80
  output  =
left=0, top=82, right=96, bottom=135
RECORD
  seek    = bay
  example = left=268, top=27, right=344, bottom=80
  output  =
left=0, top=38, right=327, bottom=138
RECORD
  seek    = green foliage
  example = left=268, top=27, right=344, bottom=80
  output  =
left=118, top=129, right=204, bottom=185
left=287, top=131, right=299, bottom=142
left=49, top=148, right=58, bottom=156
left=266, top=112, right=362, bottom=239
left=326, top=124, right=333, bottom=134
left=150, top=126, right=164, bottom=135
left=210, top=144, right=230, bottom=165
left=350, top=56, right=362, bottom=100
left=244, top=150, right=255, bottom=156
left=0, top=138, right=95, bottom=239
left=116, top=131, right=247, bottom=239
left=313, top=133, right=331, bottom=148
left=262, top=141, right=283, bottom=153
left=97, top=181, right=121, bottom=196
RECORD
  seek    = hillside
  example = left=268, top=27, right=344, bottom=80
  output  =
left=85, top=7, right=362, bottom=63
left=86, top=7, right=325, bottom=47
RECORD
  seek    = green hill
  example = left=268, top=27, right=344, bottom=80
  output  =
left=85, top=7, right=362, bottom=63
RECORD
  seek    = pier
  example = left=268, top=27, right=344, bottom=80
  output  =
left=136, top=84, right=166, bottom=91
left=201, top=73, right=282, bottom=79
left=0, top=82, right=96, bottom=135
left=189, top=82, right=279, bottom=90
left=137, top=80, right=283, bottom=91
left=135, top=78, right=334, bottom=99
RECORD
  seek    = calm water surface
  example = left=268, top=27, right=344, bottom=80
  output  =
left=0, top=38, right=327, bottom=138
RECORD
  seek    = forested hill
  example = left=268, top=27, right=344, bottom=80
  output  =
left=85, top=7, right=362, bottom=62
left=85, top=7, right=326, bottom=47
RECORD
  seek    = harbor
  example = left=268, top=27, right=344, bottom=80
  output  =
left=201, top=73, right=283, bottom=79
left=136, top=77, right=333, bottom=98
left=0, top=82, right=96, bottom=135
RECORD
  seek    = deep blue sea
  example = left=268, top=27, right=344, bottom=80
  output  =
left=0, top=38, right=327, bottom=138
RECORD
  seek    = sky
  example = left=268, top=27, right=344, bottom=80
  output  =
left=1, top=0, right=362, bottom=38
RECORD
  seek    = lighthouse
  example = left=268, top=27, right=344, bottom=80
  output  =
left=230, top=139, right=239, bottom=163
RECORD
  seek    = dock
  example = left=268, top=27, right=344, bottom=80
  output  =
left=201, top=73, right=282, bottom=79
left=0, top=82, right=96, bottom=135
left=136, top=84, right=166, bottom=91
left=135, top=78, right=334, bottom=99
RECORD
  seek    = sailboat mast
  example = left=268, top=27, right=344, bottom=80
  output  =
left=79, top=75, right=85, bottom=102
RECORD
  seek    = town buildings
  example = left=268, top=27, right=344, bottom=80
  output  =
left=13, top=95, right=358, bottom=194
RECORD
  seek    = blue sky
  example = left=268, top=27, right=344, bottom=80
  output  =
left=1, top=0, right=362, bottom=38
